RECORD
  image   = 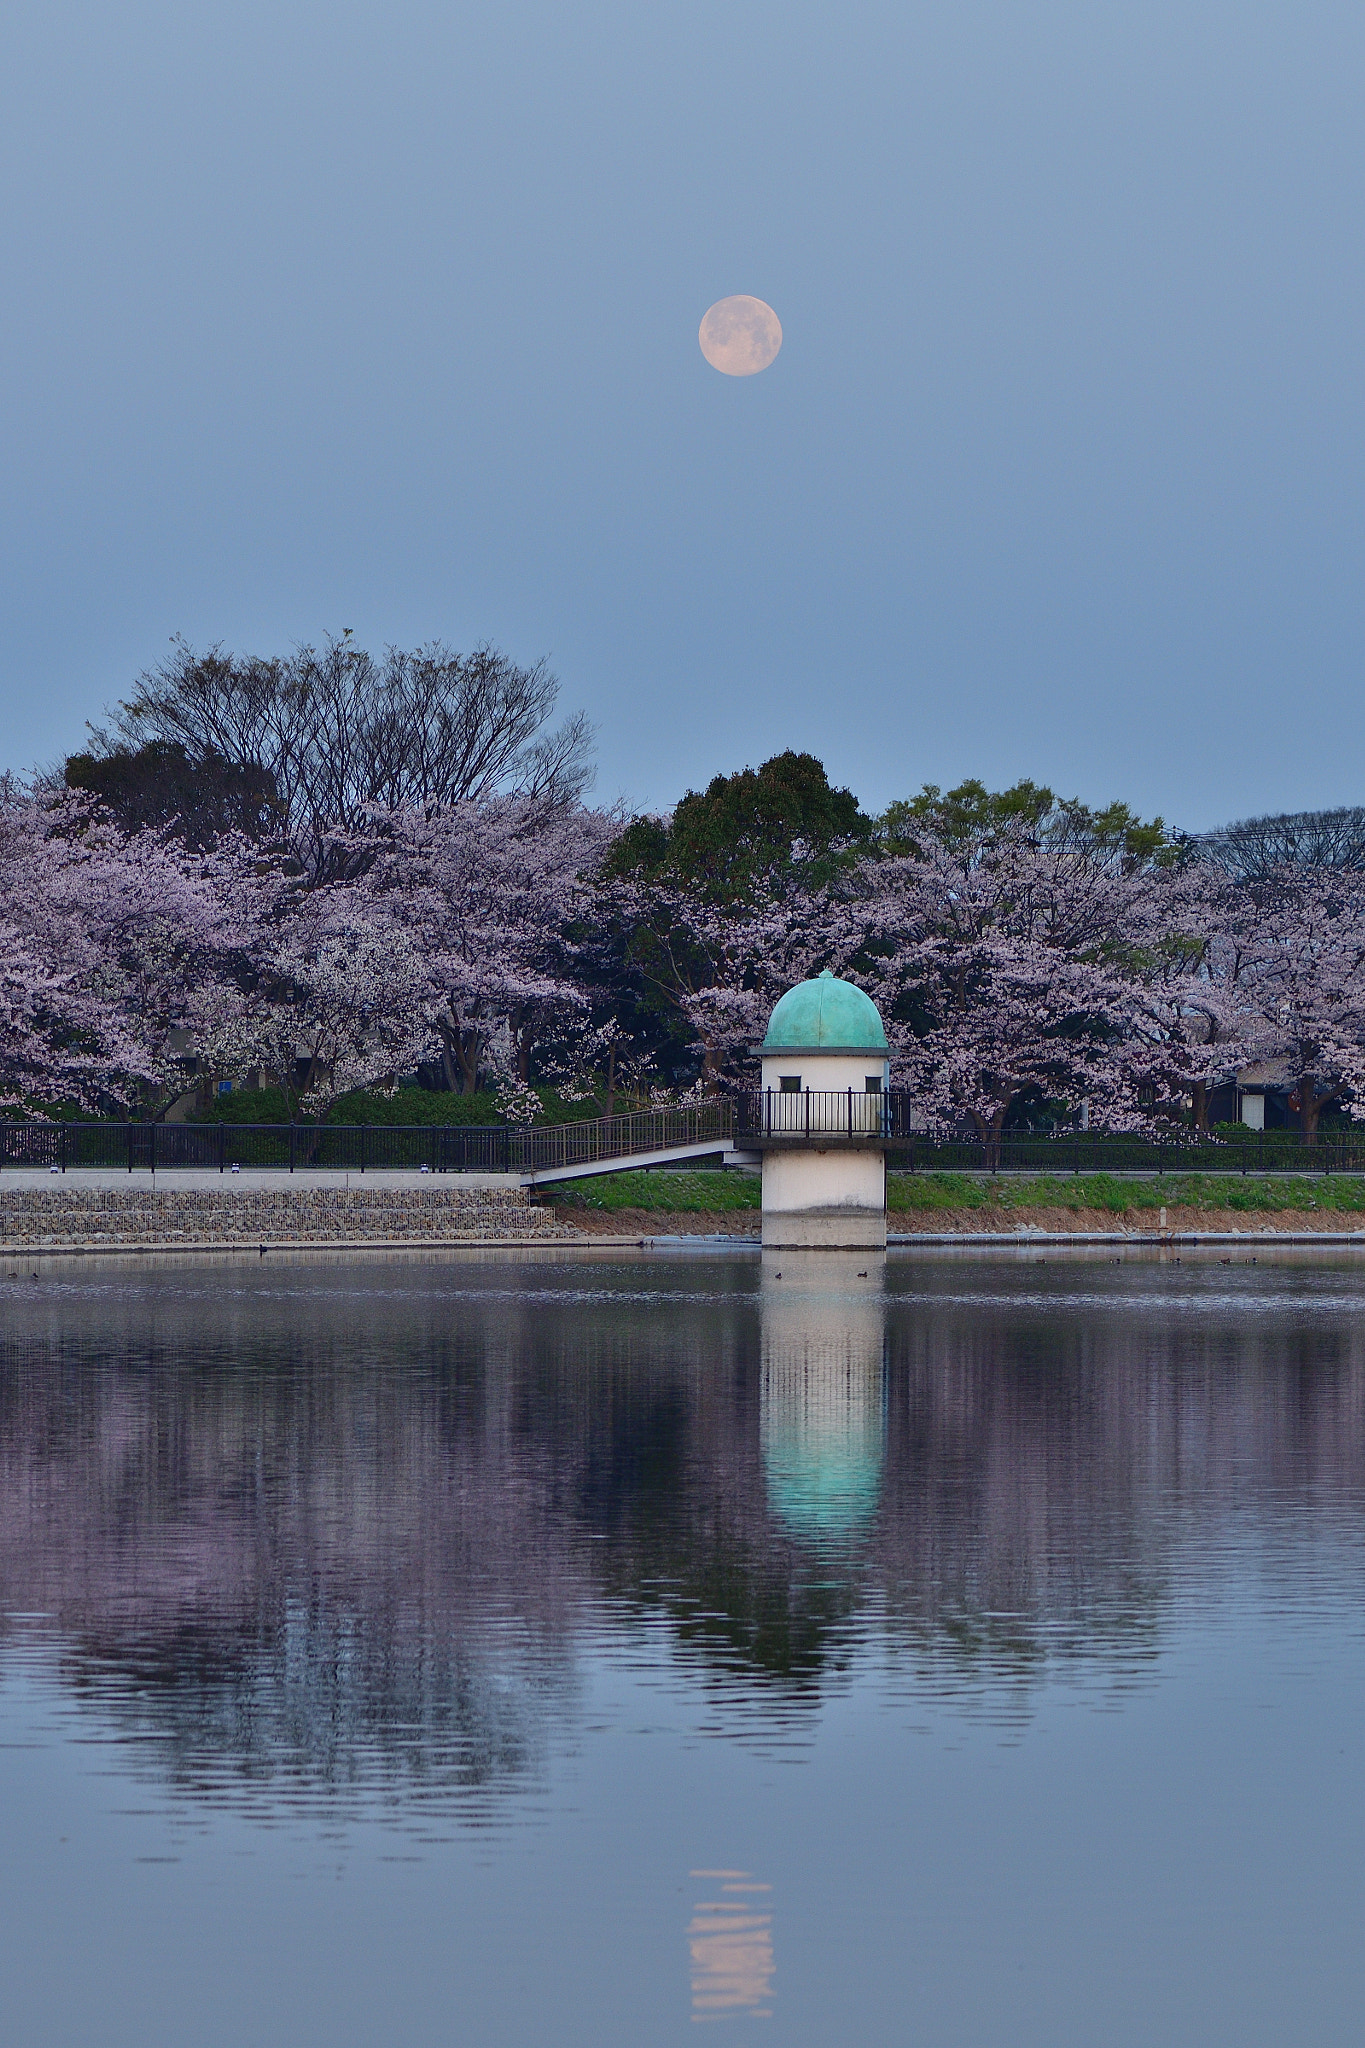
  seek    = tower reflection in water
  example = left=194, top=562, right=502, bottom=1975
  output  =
left=688, top=1871, right=774, bottom=2020
left=759, top=1250, right=887, bottom=1545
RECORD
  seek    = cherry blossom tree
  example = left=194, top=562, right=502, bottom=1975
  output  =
left=0, top=786, right=252, bottom=1114
left=1120, top=863, right=1365, bottom=1137
left=642, top=796, right=1198, bottom=1147
left=15, top=741, right=1365, bottom=1153
left=0, top=915, right=120, bottom=1113
left=861, top=821, right=1186, bottom=1149
left=1220, top=869, right=1365, bottom=1137
left=202, top=885, right=435, bottom=1120
left=358, top=797, right=612, bottom=1096
left=1103, top=861, right=1258, bottom=1131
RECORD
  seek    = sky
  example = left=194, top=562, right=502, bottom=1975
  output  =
left=2, top=0, right=1363, bottom=831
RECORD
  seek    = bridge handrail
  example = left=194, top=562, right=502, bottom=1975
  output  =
left=510, top=1099, right=733, bottom=1171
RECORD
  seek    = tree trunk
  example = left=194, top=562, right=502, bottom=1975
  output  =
left=516, top=1018, right=534, bottom=1084
left=439, top=1021, right=481, bottom=1096
left=968, top=1101, right=1011, bottom=1172
left=296, top=1045, right=323, bottom=1117
left=1191, top=1078, right=1209, bottom=1134
left=439, top=1037, right=460, bottom=1094
left=1298, top=1075, right=1336, bottom=1142
left=987, top=1104, right=1009, bottom=1172
left=698, top=1034, right=723, bottom=1092
left=604, top=1044, right=616, bottom=1121
left=457, top=1031, right=481, bottom=1095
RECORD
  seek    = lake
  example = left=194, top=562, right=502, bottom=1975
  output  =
left=2, top=1246, right=1363, bottom=2046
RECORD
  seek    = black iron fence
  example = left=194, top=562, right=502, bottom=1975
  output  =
left=733, top=1091, right=1365, bottom=1172
left=0, top=1099, right=735, bottom=1175
left=3, top=1100, right=1365, bottom=1175
left=888, top=1130, right=1365, bottom=1173
left=735, top=1089, right=917, bottom=1142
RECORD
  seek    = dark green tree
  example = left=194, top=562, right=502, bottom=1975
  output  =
left=610, top=750, right=870, bottom=904
left=878, top=777, right=1171, bottom=875
left=64, top=742, right=281, bottom=851
left=600, top=754, right=871, bottom=1085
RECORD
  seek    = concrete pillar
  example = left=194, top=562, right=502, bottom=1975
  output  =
left=760, top=1148, right=887, bottom=1248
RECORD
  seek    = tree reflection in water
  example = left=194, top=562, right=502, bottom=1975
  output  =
left=1, top=1251, right=1364, bottom=1824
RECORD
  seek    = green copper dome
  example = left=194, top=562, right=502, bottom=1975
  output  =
left=761, top=970, right=888, bottom=1052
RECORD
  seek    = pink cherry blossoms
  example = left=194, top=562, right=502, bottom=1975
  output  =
left=5, top=766, right=1365, bottom=1136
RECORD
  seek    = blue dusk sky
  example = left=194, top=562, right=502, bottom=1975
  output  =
left=2, top=0, right=1362, bottom=828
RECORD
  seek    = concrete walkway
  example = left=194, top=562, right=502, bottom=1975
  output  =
left=0, top=1167, right=524, bottom=1191
left=0, top=1150, right=760, bottom=1190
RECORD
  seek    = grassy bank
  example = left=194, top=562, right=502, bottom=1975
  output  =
left=888, top=1172, right=1365, bottom=1214
left=553, top=1171, right=762, bottom=1213
left=549, top=1168, right=1365, bottom=1232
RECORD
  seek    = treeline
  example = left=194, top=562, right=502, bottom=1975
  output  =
left=4, top=632, right=1365, bottom=1134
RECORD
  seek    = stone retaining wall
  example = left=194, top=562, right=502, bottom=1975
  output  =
left=0, top=1185, right=567, bottom=1249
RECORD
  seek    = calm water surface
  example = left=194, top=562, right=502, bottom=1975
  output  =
left=2, top=1246, right=1364, bottom=2046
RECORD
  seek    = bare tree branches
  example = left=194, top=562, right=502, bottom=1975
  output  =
left=90, top=634, right=595, bottom=879
left=1191, top=807, right=1365, bottom=882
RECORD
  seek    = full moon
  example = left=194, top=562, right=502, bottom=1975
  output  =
left=698, top=296, right=782, bottom=376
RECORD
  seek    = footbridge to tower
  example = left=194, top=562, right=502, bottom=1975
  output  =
left=515, top=1102, right=758, bottom=1186
left=0, top=1103, right=765, bottom=1186
left=0, top=1093, right=918, bottom=1187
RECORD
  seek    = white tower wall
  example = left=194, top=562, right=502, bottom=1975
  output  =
left=758, top=1047, right=889, bottom=1249
left=759, top=1052, right=890, bottom=1094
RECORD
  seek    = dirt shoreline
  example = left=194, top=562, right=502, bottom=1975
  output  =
left=891, top=1204, right=1365, bottom=1235
left=554, top=1205, right=1365, bottom=1238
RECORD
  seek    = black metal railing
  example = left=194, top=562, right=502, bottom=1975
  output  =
left=3, top=1103, right=1364, bottom=1176
left=735, top=1088, right=916, bottom=1143
left=732, top=1091, right=1365, bottom=1172
left=507, top=1099, right=733, bottom=1173
left=888, top=1129, right=1365, bottom=1174
left=0, top=1100, right=736, bottom=1175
